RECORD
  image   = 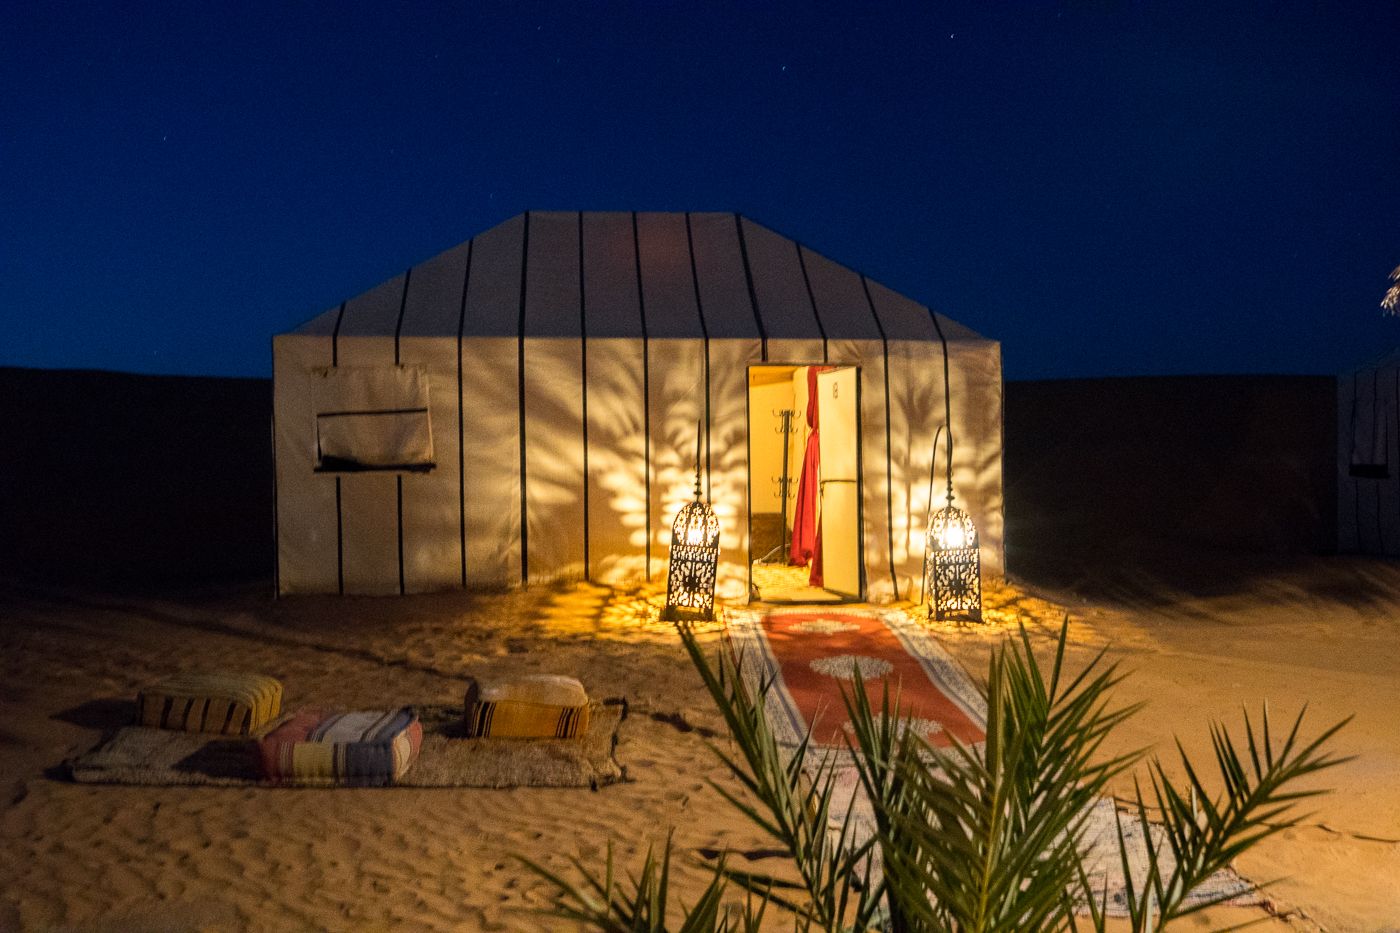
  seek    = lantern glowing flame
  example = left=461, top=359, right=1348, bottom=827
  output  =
left=676, top=501, right=721, bottom=548
left=931, top=506, right=975, bottom=552
left=927, top=502, right=982, bottom=624
left=661, top=498, right=721, bottom=621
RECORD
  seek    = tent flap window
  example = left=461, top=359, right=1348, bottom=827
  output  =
left=314, top=366, right=435, bottom=472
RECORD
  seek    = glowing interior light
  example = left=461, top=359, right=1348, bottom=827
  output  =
left=927, top=501, right=983, bottom=623
left=663, top=422, right=721, bottom=623
left=663, top=497, right=721, bottom=621
left=675, top=503, right=720, bottom=547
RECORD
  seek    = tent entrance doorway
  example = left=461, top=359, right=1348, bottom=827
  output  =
left=747, top=365, right=864, bottom=603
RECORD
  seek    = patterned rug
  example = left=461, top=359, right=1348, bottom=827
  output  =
left=722, top=606, right=1262, bottom=917
left=725, top=606, right=986, bottom=749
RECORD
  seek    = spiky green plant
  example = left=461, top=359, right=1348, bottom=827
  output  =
left=520, top=616, right=1349, bottom=933
left=516, top=832, right=768, bottom=933
left=1092, top=699, right=1352, bottom=932
left=845, top=620, right=1143, bottom=933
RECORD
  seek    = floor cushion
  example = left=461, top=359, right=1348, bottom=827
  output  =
left=136, top=671, right=283, bottom=736
left=464, top=674, right=590, bottom=739
left=259, top=707, right=422, bottom=787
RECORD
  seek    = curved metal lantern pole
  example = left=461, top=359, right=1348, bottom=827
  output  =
left=926, top=348, right=982, bottom=623
left=661, top=421, right=721, bottom=623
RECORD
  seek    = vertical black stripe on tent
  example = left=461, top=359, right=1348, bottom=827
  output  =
left=393, top=268, right=411, bottom=594
left=393, top=268, right=411, bottom=365
left=457, top=239, right=474, bottom=588
left=860, top=275, right=899, bottom=601
left=795, top=244, right=828, bottom=363
left=518, top=211, right=531, bottom=585
left=335, top=477, right=344, bottom=596
left=332, top=301, right=346, bottom=367
left=579, top=211, right=590, bottom=580
left=734, top=213, right=767, bottom=362
left=633, top=212, right=652, bottom=580
left=685, top=213, right=713, bottom=498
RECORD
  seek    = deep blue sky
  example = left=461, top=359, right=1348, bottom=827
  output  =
left=4, top=1, right=1398, bottom=380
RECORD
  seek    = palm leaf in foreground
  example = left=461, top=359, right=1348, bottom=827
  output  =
left=676, top=623, right=885, bottom=932
left=515, top=613, right=1350, bottom=933
left=1112, top=701, right=1353, bottom=932
left=515, top=832, right=768, bottom=933
left=847, top=618, right=1143, bottom=933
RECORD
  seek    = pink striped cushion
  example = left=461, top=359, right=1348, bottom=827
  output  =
left=259, top=707, right=421, bottom=787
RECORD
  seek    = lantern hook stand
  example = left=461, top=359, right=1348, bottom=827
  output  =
left=925, top=353, right=983, bottom=625
left=917, top=424, right=946, bottom=604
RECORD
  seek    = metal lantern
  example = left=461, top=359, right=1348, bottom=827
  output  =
left=661, top=425, right=720, bottom=623
left=924, top=347, right=983, bottom=624
left=927, top=500, right=981, bottom=623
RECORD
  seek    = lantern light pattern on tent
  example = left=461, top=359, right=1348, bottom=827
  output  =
left=927, top=341, right=983, bottom=623
left=661, top=425, right=720, bottom=622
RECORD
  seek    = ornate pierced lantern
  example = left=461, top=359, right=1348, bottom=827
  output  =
left=925, top=349, right=983, bottom=624
left=661, top=427, right=720, bottom=623
left=927, top=500, right=981, bottom=623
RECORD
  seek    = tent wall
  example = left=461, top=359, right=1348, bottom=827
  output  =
left=334, top=270, right=408, bottom=596
left=1339, top=353, right=1400, bottom=556
left=274, top=210, right=1003, bottom=598
left=397, top=336, right=462, bottom=591
left=273, top=334, right=338, bottom=594
left=460, top=216, right=524, bottom=588
left=523, top=213, right=587, bottom=584
left=710, top=339, right=763, bottom=593
left=398, top=238, right=471, bottom=593
left=636, top=212, right=712, bottom=586
left=578, top=213, right=648, bottom=584
left=882, top=337, right=1004, bottom=595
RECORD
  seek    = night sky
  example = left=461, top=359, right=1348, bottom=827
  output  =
left=4, top=1, right=1398, bottom=381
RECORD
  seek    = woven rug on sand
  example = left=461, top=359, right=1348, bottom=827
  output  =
left=723, top=607, right=1262, bottom=916
left=68, top=700, right=625, bottom=790
left=725, top=606, right=986, bottom=749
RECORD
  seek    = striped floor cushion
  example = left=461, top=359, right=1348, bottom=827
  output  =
left=464, top=675, right=590, bottom=739
left=259, top=707, right=422, bottom=787
left=137, top=672, right=283, bottom=736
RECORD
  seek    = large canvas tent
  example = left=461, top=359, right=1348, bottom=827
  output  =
left=1339, top=347, right=1400, bottom=556
left=273, top=212, right=1002, bottom=600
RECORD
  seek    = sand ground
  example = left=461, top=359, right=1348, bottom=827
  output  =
left=2, top=557, right=1397, bottom=932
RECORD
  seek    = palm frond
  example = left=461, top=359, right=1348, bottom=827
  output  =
left=515, top=833, right=748, bottom=933
left=1137, top=702, right=1353, bottom=929
left=854, top=619, right=1144, bottom=933
left=517, top=613, right=1351, bottom=933
left=677, top=623, right=884, bottom=932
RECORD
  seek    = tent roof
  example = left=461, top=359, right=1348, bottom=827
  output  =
left=288, top=212, right=990, bottom=344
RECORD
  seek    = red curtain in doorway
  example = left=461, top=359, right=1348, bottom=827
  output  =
left=789, top=366, right=832, bottom=583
